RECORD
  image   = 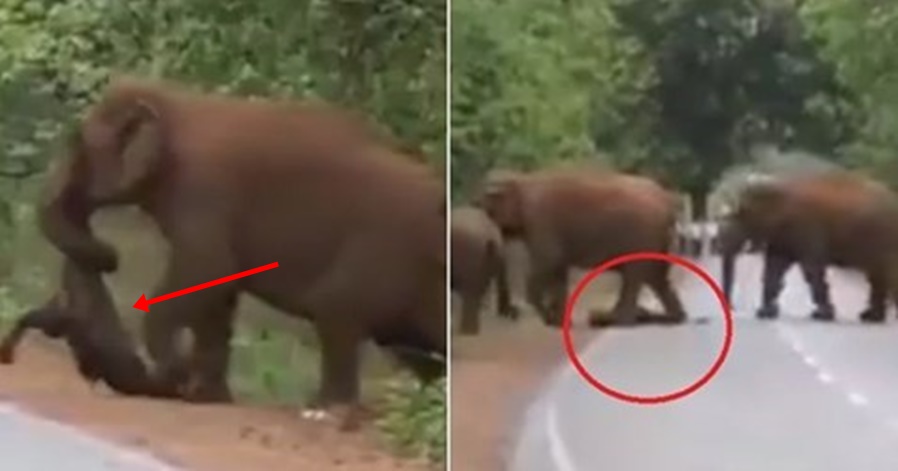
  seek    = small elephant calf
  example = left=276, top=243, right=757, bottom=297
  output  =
left=0, top=261, right=178, bottom=399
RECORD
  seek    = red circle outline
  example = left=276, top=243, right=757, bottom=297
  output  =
left=561, top=251, right=734, bottom=405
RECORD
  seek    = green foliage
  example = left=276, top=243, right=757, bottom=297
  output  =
left=230, top=326, right=320, bottom=404
left=799, top=0, right=898, bottom=187
left=376, top=376, right=446, bottom=466
left=452, top=0, right=861, bottom=211
left=0, top=0, right=446, bottom=180
left=451, top=0, right=624, bottom=199
left=606, top=0, right=857, bottom=203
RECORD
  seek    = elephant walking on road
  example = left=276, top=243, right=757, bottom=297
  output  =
left=475, top=167, right=687, bottom=328
left=37, top=77, right=446, bottom=429
left=451, top=206, right=518, bottom=335
left=719, top=171, right=898, bottom=323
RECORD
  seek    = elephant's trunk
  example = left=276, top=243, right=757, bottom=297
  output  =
left=38, top=153, right=119, bottom=272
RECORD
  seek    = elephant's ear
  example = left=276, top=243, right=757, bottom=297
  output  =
left=83, top=95, right=166, bottom=204
left=482, top=173, right=525, bottom=234
left=111, top=100, right=165, bottom=201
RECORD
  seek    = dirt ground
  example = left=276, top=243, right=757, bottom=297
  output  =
left=449, top=241, right=627, bottom=471
left=450, top=316, right=597, bottom=471
left=0, top=336, right=433, bottom=471
left=0, top=209, right=435, bottom=471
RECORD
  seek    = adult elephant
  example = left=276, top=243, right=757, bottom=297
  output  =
left=719, top=171, right=898, bottom=322
left=38, top=77, right=446, bottom=427
left=474, top=167, right=687, bottom=327
left=450, top=206, right=518, bottom=335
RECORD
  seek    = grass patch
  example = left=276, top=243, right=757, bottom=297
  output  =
left=375, top=376, right=447, bottom=467
left=229, top=323, right=320, bottom=405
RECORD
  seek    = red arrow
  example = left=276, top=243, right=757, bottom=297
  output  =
left=133, top=262, right=279, bottom=312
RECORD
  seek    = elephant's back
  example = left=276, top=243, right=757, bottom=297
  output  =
left=788, top=172, right=898, bottom=221
left=530, top=170, right=676, bottom=224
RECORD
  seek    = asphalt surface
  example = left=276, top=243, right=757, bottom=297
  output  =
left=0, top=402, right=178, bottom=470
left=509, top=254, right=898, bottom=471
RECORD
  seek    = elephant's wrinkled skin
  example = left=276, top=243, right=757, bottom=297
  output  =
left=719, top=171, right=898, bottom=323
left=475, top=167, right=687, bottom=328
left=38, top=77, right=446, bottom=428
left=0, top=259, right=179, bottom=399
left=451, top=206, right=517, bottom=335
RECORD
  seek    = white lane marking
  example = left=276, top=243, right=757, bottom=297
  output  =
left=817, top=371, right=835, bottom=384
left=546, top=403, right=579, bottom=471
left=773, top=324, right=898, bottom=427
left=848, top=392, right=870, bottom=407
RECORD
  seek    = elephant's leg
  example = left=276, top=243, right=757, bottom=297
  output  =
left=543, top=270, right=568, bottom=327
left=757, top=255, right=791, bottom=320
left=860, top=266, right=888, bottom=323
left=798, top=257, right=835, bottom=321
left=142, top=245, right=237, bottom=395
left=458, top=287, right=485, bottom=335
left=184, top=291, right=238, bottom=402
left=313, top=321, right=363, bottom=431
left=492, top=250, right=519, bottom=320
left=525, top=270, right=551, bottom=323
left=591, top=264, right=644, bottom=328
left=647, top=263, right=687, bottom=324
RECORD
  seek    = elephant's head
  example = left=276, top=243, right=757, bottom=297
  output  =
left=39, top=78, right=168, bottom=272
left=719, top=179, right=787, bottom=303
left=475, top=169, right=527, bottom=238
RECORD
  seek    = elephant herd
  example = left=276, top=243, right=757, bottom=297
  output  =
left=0, top=76, right=446, bottom=430
left=3, top=74, right=898, bottom=435
left=451, top=167, right=688, bottom=333
left=452, top=166, right=898, bottom=335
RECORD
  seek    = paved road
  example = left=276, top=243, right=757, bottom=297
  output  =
left=0, top=402, right=178, bottom=470
left=509, top=254, right=898, bottom=471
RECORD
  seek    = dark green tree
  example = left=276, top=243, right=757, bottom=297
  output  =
left=599, top=0, right=858, bottom=216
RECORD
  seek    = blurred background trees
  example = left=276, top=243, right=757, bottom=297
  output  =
left=452, top=0, right=895, bottom=218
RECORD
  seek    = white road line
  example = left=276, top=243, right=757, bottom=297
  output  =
left=546, top=403, right=579, bottom=471
left=802, top=355, right=819, bottom=367
left=848, top=392, right=870, bottom=407
left=817, top=371, right=835, bottom=384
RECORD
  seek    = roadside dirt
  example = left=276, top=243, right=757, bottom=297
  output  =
left=450, top=315, right=597, bottom=471
left=0, top=207, right=435, bottom=471
left=0, top=336, right=433, bottom=471
left=449, top=241, right=622, bottom=471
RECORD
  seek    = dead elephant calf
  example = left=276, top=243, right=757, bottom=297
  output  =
left=0, top=260, right=179, bottom=399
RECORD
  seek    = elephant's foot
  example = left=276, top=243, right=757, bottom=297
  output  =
left=458, top=323, right=480, bottom=336
left=859, top=307, right=886, bottom=324
left=588, top=308, right=641, bottom=329
left=0, top=345, right=14, bottom=364
left=498, top=303, right=521, bottom=321
left=184, top=381, right=233, bottom=403
left=810, top=305, right=836, bottom=322
left=756, top=305, right=779, bottom=320
left=538, top=309, right=563, bottom=328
